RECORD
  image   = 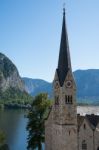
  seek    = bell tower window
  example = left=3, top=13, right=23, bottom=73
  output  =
left=65, top=95, right=68, bottom=103
left=68, top=96, right=69, bottom=103
left=70, top=96, right=72, bottom=104
left=65, top=95, right=73, bottom=104
left=55, top=96, right=59, bottom=105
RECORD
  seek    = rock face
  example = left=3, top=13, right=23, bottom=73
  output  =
left=0, top=53, right=25, bottom=92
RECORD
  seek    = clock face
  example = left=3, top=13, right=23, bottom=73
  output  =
left=66, top=80, right=72, bottom=88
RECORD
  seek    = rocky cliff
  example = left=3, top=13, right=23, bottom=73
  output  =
left=0, top=53, right=32, bottom=104
left=0, top=53, right=25, bottom=92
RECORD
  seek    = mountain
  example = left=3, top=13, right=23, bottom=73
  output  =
left=1, top=52, right=99, bottom=105
left=0, top=53, right=32, bottom=104
left=0, top=53, right=25, bottom=92
left=74, top=69, right=99, bottom=97
left=23, top=69, right=99, bottom=105
left=74, top=69, right=99, bottom=104
left=23, top=78, right=53, bottom=98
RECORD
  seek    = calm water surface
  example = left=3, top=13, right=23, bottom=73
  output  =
left=0, top=109, right=28, bottom=150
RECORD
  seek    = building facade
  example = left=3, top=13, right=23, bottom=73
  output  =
left=45, top=9, right=99, bottom=150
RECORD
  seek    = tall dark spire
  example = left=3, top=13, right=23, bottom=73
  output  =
left=57, top=8, right=71, bottom=86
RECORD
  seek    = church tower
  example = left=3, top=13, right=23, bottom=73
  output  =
left=45, top=9, right=77, bottom=150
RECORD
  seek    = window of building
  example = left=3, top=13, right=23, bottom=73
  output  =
left=84, top=124, right=86, bottom=129
left=68, top=96, right=70, bottom=103
left=69, top=130, right=71, bottom=135
left=82, top=140, right=87, bottom=150
left=55, top=96, right=59, bottom=105
left=65, top=95, right=68, bottom=103
left=70, top=95, right=72, bottom=104
left=65, top=95, right=72, bottom=104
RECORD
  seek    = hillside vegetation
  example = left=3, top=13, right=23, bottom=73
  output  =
left=0, top=53, right=32, bottom=107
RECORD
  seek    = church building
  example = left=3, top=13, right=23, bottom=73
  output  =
left=45, top=9, right=99, bottom=150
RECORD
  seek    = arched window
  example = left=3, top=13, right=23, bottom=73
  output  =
left=70, top=96, right=72, bottom=104
left=84, top=124, right=86, bottom=129
left=65, top=95, right=68, bottom=103
left=68, top=96, right=69, bottom=103
left=65, top=95, right=73, bottom=104
left=82, top=140, right=87, bottom=150
left=55, top=96, right=59, bottom=105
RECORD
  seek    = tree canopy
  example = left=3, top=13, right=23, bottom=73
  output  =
left=0, top=130, right=9, bottom=150
left=26, top=93, right=51, bottom=150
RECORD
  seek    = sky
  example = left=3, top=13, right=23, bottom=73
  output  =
left=0, top=0, right=99, bottom=82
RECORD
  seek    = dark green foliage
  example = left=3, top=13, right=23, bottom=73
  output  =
left=0, top=130, right=5, bottom=146
left=0, top=130, right=9, bottom=150
left=27, top=93, right=51, bottom=150
left=0, top=144, right=9, bottom=150
left=0, top=87, right=33, bottom=106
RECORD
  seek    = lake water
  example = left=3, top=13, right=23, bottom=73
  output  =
left=0, top=109, right=28, bottom=150
left=0, top=107, right=99, bottom=150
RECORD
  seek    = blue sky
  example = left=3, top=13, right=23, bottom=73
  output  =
left=0, top=0, right=99, bottom=82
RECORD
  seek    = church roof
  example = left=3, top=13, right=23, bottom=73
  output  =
left=57, top=9, right=71, bottom=86
left=77, top=114, right=99, bottom=130
left=77, top=114, right=84, bottom=130
left=86, top=114, right=99, bottom=128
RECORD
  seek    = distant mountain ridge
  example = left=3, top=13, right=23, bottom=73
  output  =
left=74, top=69, right=99, bottom=104
left=23, top=69, right=99, bottom=105
left=74, top=69, right=99, bottom=97
left=1, top=52, right=99, bottom=105
left=23, top=78, right=53, bottom=98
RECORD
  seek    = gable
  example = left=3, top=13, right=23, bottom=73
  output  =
left=79, top=117, right=93, bottom=132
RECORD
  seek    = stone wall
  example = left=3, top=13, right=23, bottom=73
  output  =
left=95, top=123, right=99, bottom=150
left=52, top=124, right=77, bottom=150
left=78, top=119, right=94, bottom=150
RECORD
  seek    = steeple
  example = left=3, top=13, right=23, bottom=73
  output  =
left=45, top=8, right=77, bottom=150
left=57, top=8, right=71, bottom=86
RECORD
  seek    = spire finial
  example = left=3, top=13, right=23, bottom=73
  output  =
left=63, top=3, right=66, bottom=16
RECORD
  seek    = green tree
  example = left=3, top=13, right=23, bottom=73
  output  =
left=0, top=130, right=5, bottom=146
left=0, top=130, right=9, bottom=150
left=26, top=93, right=51, bottom=150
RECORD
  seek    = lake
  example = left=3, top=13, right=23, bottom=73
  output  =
left=0, top=106, right=99, bottom=150
left=0, top=109, right=28, bottom=150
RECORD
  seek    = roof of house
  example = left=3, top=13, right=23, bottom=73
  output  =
left=86, top=114, right=99, bottom=128
left=77, top=114, right=84, bottom=130
left=77, top=114, right=99, bottom=130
